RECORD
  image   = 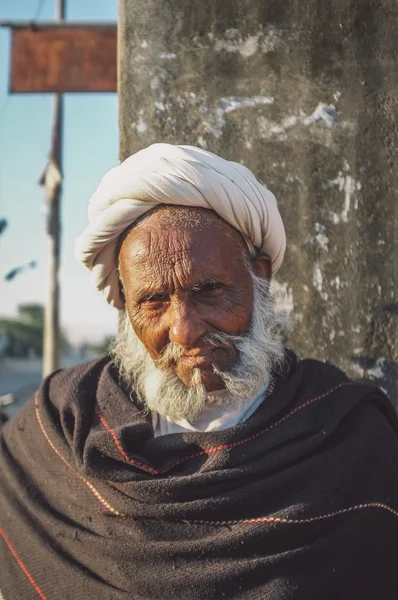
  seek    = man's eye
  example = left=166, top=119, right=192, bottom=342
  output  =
left=144, top=293, right=169, bottom=303
left=205, top=284, right=221, bottom=292
left=194, top=283, right=222, bottom=295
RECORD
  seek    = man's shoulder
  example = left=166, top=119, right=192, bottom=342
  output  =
left=42, top=355, right=115, bottom=408
left=299, top=356, right=354, bottom=389
left=275, top=352, right=398, bottom=469
left=281, top=350, right=395, bottom=417
left=50, top=355, right=112, bottom=385
left=281, top=350, right=350, bottom=390
left=288, top=351, right=382, bottom=394
left=54, top=354, right=112, bottom=376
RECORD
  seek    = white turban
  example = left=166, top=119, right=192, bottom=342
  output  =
left=75, top=144, right=286, bottom=309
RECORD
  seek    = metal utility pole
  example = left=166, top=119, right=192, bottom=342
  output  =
left=41, top=0, right=65, bottom=377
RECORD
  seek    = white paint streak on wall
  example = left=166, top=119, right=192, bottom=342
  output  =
left=132, top=115, right=148, bottom=134
left=281, top=116, right=298, bottom=129
left=258, top=107, right=353, bottom=144
left=158, top=52, right=177, bottom=59
left=329, top=161, right=361, bottom=223
left=316, top=233, right=329, bottom=250
left=261, top=28, right=279, bottom=52
left=150, top=76, right=162, bottom=90
left=196, top=135, right=207, bottom=149
left=270, top=116, right=298, bottom=135
left=313, top=266, right=328, bottom=300
left=204, top=96, right=274, bottom=138
left=367, top=359, right=385, bottom=379
left=285, top=173, right=302, bottom=184
left=313, top=223, right=329, bottom=249
left=211, top=28, right=279, bottom=56
left=219, top=96, right=274, bottom=113
left=239, top=35, right=259, bottom=57
left=258, top=115, right=299, bottom=140
left=271, top=280, right=294, bottom=316
left=143, top=88, right=273, bottom=139
left=303, top=103, right=338, bottom=127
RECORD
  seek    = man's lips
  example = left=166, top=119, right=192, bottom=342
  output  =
left=181, top=346, right=214, bottom=358
left=178, top=346, right=234, bottom=369
left=179, top=349, right=214, bottom=368
left=157, top=344, right=235, bottom=372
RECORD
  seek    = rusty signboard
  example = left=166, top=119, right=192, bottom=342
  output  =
left=9, top=25, right=117, bottom=93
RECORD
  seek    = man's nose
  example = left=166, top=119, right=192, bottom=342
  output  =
left=168, top=299, right=207, bottom=347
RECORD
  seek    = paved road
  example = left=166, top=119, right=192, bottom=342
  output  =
left=0, top=354, right=96, bottom=419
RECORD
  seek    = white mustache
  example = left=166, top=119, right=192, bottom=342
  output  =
left=156, top=333, right=236, bottom=371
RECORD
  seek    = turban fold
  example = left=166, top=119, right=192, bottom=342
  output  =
left=75, top=144, right=286, bottom=309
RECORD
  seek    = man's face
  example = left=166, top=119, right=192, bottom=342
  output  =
left=119, top=216, right=268, bottom=392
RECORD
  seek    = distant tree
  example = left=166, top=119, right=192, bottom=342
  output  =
left=87, top=336, right=115, bottom=356
left=0, top=303, right=71, bottom=357
left=0, top=318, right=42, bottom=357
left=18, top=303, right=44, bottom=326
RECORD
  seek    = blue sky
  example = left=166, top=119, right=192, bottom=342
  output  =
left=0, top=0, right=119, bottom=344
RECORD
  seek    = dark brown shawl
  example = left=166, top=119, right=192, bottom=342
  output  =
left=1, top=352, right=398, bottom=599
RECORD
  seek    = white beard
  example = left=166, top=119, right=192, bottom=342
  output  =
left=111, top=273, right=288, bottom=423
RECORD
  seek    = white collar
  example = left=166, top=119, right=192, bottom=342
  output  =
left=152, top=379, right=270, bottom=437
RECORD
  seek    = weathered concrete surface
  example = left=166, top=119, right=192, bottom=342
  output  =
left=119, top=0, right=398, bottom=402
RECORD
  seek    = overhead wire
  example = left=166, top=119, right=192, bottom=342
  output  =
left=33, top=0, right=48, bottom=22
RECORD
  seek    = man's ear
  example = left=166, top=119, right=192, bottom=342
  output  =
left=251, top=254, right=272, bottom=280
left=117, top=264, right=127, bottom=303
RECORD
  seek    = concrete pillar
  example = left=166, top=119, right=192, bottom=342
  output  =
left=119, top=0, right=398, bottom=402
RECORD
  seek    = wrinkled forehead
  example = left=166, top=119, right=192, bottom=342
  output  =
left=119, top=206, right=249, bottom=262
left=118, top=205, right=247, bottom=251
left=118, top=209, right=251, bottom=289
left=122, top=221, right=247, bottom=272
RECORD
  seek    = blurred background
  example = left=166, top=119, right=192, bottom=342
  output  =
left=0, top=0, right=118, bottom=415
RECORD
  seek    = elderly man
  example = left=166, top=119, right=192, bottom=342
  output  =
left=1, top=145, right=398, bottom=600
